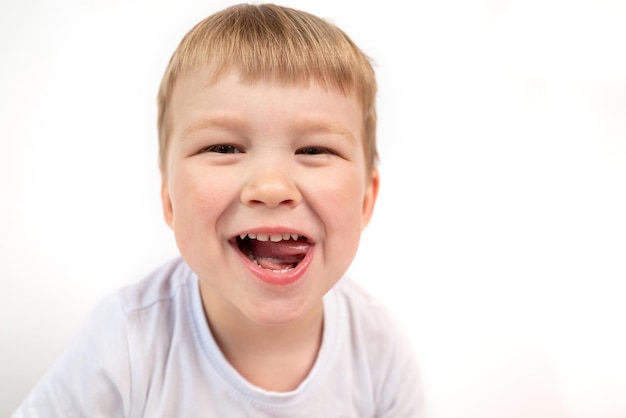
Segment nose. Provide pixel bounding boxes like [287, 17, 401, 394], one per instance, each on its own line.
[240, 166, 302, 209]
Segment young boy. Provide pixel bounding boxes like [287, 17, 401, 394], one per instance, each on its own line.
[13, 4, 422, 417]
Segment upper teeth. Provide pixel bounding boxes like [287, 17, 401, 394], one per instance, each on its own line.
[239, 233, 300, 242]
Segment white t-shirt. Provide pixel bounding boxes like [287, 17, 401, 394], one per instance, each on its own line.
[13, 257, 423, 417]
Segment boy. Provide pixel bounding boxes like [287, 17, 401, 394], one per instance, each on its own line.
[13, 3, 422, 417]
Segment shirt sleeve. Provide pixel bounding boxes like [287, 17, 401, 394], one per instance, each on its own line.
[12, 293, 131, 418]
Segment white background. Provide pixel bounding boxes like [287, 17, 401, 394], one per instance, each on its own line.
[1, 0, 626, 416]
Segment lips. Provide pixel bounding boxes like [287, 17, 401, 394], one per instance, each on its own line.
[236, 233, 311, 273]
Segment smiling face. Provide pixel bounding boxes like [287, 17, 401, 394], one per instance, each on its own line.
[161, 68, 379, 328]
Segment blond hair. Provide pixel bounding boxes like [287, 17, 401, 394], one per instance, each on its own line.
[157, 3, 378, 174]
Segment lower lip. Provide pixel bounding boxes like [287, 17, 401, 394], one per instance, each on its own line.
[234, 244, 313, 286]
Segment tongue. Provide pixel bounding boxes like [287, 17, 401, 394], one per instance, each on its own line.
[248, 239, 310, 270]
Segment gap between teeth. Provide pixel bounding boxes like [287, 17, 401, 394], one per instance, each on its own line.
[239, 233, 300, 242]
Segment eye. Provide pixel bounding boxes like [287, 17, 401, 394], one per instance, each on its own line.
[200, 144, 242, 154]
[296, 146, 335, 155]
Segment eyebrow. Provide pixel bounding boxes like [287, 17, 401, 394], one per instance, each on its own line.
[180, 115, 357, 143]
[180, 115, 247, 140]
[291, 118, 357, 143]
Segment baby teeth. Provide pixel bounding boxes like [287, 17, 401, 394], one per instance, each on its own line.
[239, 233, 301, 241]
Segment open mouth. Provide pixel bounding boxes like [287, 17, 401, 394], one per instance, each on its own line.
[235, 232, 311, 273]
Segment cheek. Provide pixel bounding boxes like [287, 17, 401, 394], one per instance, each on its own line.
[316, 173, 367, 236]
[169, 168, 238, 241]
[173, 166, 234, 212]
[317, 178, 365, 278]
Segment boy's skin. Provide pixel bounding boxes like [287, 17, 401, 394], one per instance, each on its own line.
[12, 6, 422, 416]
[160, 67, 380, 391]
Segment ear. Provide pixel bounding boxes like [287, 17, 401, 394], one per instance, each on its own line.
[361, 168, 380, 229]
[161, 178, 174, 229]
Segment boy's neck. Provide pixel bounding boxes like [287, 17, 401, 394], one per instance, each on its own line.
[199, 284, 324, 392]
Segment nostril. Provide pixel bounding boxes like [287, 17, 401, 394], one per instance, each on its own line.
[246, 197, 297, 208]
[240, 178, 302, 208]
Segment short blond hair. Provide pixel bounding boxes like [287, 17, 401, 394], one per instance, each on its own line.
[157, 3, 378, 174]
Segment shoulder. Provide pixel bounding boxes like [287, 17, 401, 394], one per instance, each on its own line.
[329, 277, 413, 377]
[12, 257, 199, 417]
[117, 256, 195, 313]
[332, 277, 401, 335]
[330, 277, 424, 417]
[329, 277, 414, 371]
[78, 256, 194, 342]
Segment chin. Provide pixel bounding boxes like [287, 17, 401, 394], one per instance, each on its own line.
[245, 298, 320, 327]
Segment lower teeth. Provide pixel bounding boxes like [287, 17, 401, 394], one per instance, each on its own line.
[251, 258, 294, 273]
[247, 255, 295, 273]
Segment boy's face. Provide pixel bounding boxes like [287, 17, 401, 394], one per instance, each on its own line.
[161, 68, 378, 327]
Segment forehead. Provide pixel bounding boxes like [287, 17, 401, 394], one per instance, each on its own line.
[167, 67, 364, 138]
